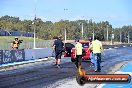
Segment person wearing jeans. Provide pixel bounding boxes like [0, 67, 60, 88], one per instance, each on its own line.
[92, 53, 101, 71]
[89, 36, 103, 72]
[90, 52, 94, 66]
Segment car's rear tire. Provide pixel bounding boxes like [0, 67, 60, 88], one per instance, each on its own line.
[71, 58, 75, 62]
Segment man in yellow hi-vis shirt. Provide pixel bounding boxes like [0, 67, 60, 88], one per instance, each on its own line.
[89, 36, 103, 72]
[75, 39, 83, 68]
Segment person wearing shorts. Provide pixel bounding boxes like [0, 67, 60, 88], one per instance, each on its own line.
[53, 36, 64, 68]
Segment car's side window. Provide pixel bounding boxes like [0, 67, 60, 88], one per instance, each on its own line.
[82, 43, 89, 48]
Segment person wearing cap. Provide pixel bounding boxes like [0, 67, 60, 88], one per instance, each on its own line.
[89, 36, 103, 72]
[75, 39, 83, 68]
[53, 36, 64, 68]
[11, 37, 20, 49]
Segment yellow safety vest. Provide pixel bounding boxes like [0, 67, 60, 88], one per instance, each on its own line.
[75, 42, 83, 55]
[90, 40, 102, 53]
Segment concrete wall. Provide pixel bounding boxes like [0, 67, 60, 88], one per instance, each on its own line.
[25, 48, 53, 60]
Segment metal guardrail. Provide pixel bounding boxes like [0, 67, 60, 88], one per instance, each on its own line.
[103, 44, 132, 49]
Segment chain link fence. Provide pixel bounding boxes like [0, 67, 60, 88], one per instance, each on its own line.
[0, 40, 54, 50]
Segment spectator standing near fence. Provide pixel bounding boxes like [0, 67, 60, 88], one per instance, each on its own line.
[11, 37, 21, 49]
[53, 36, 64, 68]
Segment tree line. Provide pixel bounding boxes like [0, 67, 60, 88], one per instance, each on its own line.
[0, 15, 132, 42]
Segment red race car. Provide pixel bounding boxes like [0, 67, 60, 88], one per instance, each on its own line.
[64, 40, 90, 62]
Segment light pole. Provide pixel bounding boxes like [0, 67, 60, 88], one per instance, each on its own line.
[128, 26, 131, 43]
[92, 23, 95, 41]
[111, 31, 114, 45]
[64, 9, 68, 43]
[81, 23, 84, 40]
[81, 16, 85, 40]
[33, 0, 37, 49]
[128, 32, 130, 43]
[32, 21, 36, 49]
[120, 30, 122, 44]
[106, 25, 109, 41]
[64, 28, 66, 43]
[33, 21, 36, 49]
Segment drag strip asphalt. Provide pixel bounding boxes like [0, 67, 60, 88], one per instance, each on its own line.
[0, 46, 132, 88]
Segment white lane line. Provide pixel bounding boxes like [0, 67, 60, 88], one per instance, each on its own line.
[0, 58, 49, 68]
[37, 58, 48, 61]
[114, 47, 118, 48]
[109, 48, 112, 49]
